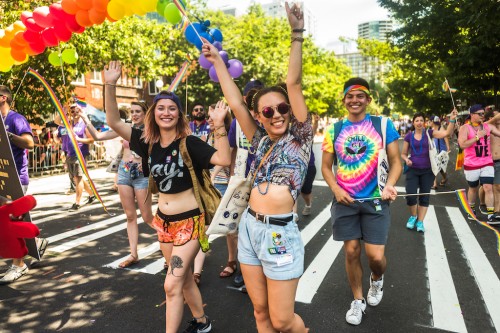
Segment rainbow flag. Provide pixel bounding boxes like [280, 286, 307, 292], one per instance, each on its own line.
[178, 17, 189, 32]
[172, 0, 187, 17]
[455, 147, 464, 170]
[27, 69, 111, 215]
[442, 80, 457, 93]
[74, 96, 87, 108]
[167, 61, 189, 93]
[455, 189, 500, 255]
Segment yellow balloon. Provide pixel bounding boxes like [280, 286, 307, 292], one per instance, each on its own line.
[142, 0, 158, 12]
[107, 0, 125, 20]
[0, 47, 15, 71]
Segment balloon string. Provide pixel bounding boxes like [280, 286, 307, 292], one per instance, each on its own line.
[12, 68, 29, 105]
[355, 189, 459, 202]
[58, 46, 66, 86]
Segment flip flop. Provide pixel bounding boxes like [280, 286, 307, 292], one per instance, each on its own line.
[119, 255, 139, 268]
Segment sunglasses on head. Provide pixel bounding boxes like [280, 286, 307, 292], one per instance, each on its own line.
[260, 102, 291, 119]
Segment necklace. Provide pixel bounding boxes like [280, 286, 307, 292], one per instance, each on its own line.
[411, 131, 423, 156]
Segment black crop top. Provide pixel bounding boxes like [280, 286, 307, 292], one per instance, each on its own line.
[129, 128, 216, 194]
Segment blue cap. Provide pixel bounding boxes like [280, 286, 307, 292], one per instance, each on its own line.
[153, 91, 183, 113]
[469, 104, 484, 114]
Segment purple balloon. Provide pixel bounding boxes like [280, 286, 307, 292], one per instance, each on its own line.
[213, 41, 223, 51]
[219, 51, 229, 64]
[198, 54, 212, 69]
[209, 66, 219, 82]
[228, 59, 244, 78]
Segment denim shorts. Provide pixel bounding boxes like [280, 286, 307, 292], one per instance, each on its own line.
[214, 183, 228, 196]
[238, 207, 304, 280]
[331, 198, 391, 245]
[117, 161, 148, 189]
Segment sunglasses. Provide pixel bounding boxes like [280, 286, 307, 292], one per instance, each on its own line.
[474, 112, 485, 116]
[260, 102, 291, 119]
[193, 107, 204, 112]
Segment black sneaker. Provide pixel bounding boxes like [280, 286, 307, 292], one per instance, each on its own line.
[479, 204, 488, 215]
[70, 203, 81, 211]
[467, 209, 476, 220]
[233, 272, 244, 287]
[487, 213, 500, 225]
[87, 196, 96, 204]
[182, 316, 211, 333]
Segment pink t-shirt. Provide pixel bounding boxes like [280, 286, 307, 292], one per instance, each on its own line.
[463, 123, 493, 170]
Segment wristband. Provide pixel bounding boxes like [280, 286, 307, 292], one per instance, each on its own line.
[291, 37, 304, 44]
[292, 28, 305, 33]
[449, 119, 456, 123]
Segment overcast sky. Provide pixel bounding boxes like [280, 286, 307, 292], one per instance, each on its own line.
[205, 0, 391, 49]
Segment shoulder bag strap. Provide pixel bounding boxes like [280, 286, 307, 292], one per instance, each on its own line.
[250, 140, 277, 184]
[179, 137, 205, 213]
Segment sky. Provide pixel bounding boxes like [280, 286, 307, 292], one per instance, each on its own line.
[205, 0, 391, 50]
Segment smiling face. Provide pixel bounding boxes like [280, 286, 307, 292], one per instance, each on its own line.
[413, 116, 425, 130]
[130, 105, 145, 126]
[256, 92, 291, 140]
[471, 110, 485, 123]
[343, 90, 371, 117]
[154, 99, 179, 131]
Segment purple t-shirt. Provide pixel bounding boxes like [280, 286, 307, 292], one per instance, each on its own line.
[63, 119, 89, 157]
[404, 129, 434, 169]
[4, 110, 33, 185]
[189, 120, 210, 140]
[228, 118, 256, 177]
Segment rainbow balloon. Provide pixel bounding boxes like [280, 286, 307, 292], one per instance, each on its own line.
[27, 68, 111, 215]
[455, 189, 500, 255]
[167, 61, 189, 93]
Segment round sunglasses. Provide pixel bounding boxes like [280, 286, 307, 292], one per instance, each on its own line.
[260, 102, 291, 119]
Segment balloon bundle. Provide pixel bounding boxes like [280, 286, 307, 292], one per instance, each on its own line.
[156, 0, 186, 24]
[188, 22, 243, 82]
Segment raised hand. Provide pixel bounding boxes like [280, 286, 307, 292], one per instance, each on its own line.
[104, 61, 122, 84]
[285, 2, 304, 30]
[201, 37, 221, 65]
[209, 100, 229, 127]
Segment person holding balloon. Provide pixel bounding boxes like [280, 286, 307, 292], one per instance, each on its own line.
[202, 2, 312, 332]
[104, 61, 231, 333]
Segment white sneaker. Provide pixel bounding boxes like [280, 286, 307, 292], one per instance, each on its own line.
[0, 264, 29, 284]
[345, 298, 366, 325]
[302, 205, 311, 216]
[367, 273, 384, 306]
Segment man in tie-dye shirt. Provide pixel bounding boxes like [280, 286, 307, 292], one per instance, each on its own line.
[321, 78, 401, 326]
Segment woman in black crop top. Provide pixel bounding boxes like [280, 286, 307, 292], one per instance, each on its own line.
[202, 3, 311, 333]
[104, 61, 231, 333]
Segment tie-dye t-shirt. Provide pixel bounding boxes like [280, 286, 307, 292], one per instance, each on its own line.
[322, 115, 399, 199]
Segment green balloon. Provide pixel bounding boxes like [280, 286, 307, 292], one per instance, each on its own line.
[157, 0, 169, 16]
[164, 3, 182, 24]
[61, 49, 78, 65]
[48, 51, 61, 67]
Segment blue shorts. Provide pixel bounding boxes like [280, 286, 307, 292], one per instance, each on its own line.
[331, 198, 391, 245]
[214, 183, 228, 196]
[238, 207, 304, 280]
[117, 161, 148, 189]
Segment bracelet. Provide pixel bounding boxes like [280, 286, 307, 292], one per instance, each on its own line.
[213, 125, 225, 131]
[449, 119, 456, 123]
[214, 131, 227, 139]
[292, 28, 305, 33]
[291, 37, 304, 44]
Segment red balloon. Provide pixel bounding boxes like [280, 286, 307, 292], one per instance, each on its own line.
[41, 28, 59, 47]
[64, 14, 84, 32]
[53, 21, 72, 42]
[49, 3, 67, 20]
[21, 11, 32, 25]
[33, 7, 54, 29]
[23, 29, 42, 44]
[25, 17, 44, 33]
[28, 41, 46, 55]
[74, 26, 85, 34]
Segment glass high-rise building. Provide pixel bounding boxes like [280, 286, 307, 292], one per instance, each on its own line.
[358, 20, 393, 42]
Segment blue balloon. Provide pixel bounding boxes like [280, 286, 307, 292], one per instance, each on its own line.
[210, 28, 223, 42]
[185, 22, 201, 44]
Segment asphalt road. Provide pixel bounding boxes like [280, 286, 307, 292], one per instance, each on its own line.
[1, 144, 499, 333]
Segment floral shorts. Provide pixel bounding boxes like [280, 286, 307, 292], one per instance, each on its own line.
[152, 208, 209, 252]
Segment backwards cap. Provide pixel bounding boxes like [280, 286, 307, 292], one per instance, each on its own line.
[153, 91, 183, 113]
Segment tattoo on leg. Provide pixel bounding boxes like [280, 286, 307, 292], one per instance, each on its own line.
[170, 255, 184, 276]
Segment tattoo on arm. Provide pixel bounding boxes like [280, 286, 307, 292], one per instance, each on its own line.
[169, 255, 184, 276]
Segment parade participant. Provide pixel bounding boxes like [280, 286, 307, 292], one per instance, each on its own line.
[202, 3, 312, 332]
[430, 116, 450, 189]
[485, 107, 500, 223]
[189, 102, 210, 141]
[0, 85, 47, 284]
[321, 77, 401, 325]
[458, 104, 500, 221]
[79, 101, 154, 268]
[56, 104, 96, 210]
[402, 111, 457, 232]
[104, 61, 230, 333]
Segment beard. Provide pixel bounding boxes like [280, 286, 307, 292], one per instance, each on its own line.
[193, 113, 205, 121]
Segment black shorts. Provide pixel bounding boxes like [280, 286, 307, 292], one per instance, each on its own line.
[301, 164, 317, 195]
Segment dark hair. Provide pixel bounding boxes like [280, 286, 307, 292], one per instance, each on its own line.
[0, 85, 12, 104]
[245, 88, 260, 111]
[191, 101, 204, 112]
[343, 77, 370, 92]
[410, 112, 426, 131]
[131, 100, 148, 113]
[252, 83, 289, 114]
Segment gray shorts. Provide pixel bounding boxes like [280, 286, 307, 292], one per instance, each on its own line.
[495, 160, 500, 185]
[238, 208, 304, 280]
[331, 198, 391, 245]
[66, 155, 86, 178]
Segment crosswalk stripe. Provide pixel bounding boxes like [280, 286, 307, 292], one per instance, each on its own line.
[425, 206, 467, 332]
[296, 238, 342, 303]
[447, 207, 500, 330]
[104, 243, 161, 271]
[300, 205, 331, 245]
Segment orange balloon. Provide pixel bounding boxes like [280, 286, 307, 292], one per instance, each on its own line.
[61, 0, 80, 15]
[75, 10, 93, 27]
[13, 21, 26, 33]
[93, 0, 109, 12]
[76, 0, 93, 11]
[10, 48, 27, 62]
[25, 45, 40, 56]
[88, 8, 106, 25]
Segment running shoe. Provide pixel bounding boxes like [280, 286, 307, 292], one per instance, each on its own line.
[302, 205, 311, 216]
[0, 264, 28, 284]
[467, 209, 477, 220]
[487, 213, 500, 225]
[182, 315, 212, 333]
[479, 204, 488, 215]
[406, 216, 417, 229]
[346, 299, 366, 325]
[416, 221, 425, 233]
[367, 274, 384, 306]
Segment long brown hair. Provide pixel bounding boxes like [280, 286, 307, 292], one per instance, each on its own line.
[142, 94, 190, 144]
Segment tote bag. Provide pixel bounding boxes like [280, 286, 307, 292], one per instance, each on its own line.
[376, 117, 389, 193]
[426, 130, 440, 176]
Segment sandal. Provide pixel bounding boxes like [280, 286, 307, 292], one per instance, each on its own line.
[193, 273, 201, 285]
[440, 178, 448, 186]
[118, 254, 139, 268]
[219, 261, 237, 278]
[164, 261, 169, 272]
